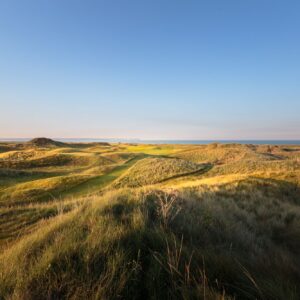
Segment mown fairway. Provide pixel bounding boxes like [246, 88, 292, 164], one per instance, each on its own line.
[0, 139, 299, 299]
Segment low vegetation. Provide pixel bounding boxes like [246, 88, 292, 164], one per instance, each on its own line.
[0, 138, 299, 299]
[113, 157, 205, 188]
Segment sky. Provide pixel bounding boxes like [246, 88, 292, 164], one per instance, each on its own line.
[0, 0, 300, 140]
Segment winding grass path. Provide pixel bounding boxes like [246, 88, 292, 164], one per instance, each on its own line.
[60, 154, 147, 198]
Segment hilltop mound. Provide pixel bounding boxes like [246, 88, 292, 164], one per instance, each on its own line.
[28, 138, 65, 147]
[113, 157, 204, 187]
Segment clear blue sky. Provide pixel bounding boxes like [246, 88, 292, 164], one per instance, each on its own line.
[1, 0, 299, 140]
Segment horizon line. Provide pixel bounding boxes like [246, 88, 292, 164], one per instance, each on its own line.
[1, 137, 300, 141]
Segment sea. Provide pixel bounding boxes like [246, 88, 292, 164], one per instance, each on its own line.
[1, 138, 300, 145]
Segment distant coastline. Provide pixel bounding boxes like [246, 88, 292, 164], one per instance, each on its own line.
[1, 138, 300, 145]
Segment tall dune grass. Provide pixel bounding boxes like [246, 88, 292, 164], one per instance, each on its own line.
[1, 183, 299, 299]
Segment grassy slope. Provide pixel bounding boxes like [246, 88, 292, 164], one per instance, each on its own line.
[113, 157, 206, 188]
[1, 187, 299, 299]
[0, 141, 299, 299]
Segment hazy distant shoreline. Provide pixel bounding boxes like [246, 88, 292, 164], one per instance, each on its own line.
[1, 138, 300, 145]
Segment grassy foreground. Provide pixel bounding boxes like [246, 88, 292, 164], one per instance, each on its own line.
[0, 139, 299, 299]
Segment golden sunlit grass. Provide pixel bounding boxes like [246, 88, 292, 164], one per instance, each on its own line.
[0, 175, 93, 206]
[0, 138, 299, 299]
[172, 143, 293, 164]
[112, 157, 206, 188]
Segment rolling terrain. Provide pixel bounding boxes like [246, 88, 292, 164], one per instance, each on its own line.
[0, 138, 299, 299]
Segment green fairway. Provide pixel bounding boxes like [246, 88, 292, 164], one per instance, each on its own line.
[59, 154, 147, 198]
